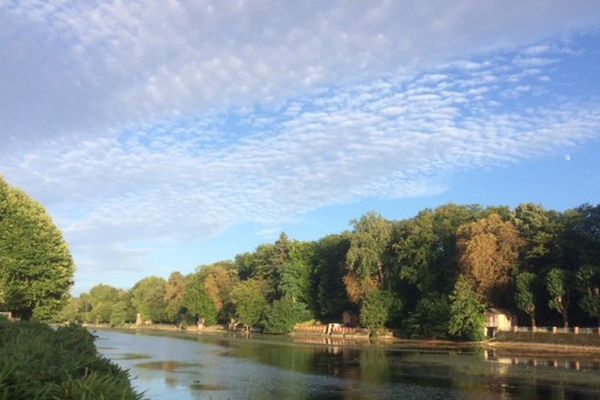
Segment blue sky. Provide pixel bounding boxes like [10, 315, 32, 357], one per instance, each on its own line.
[1, 1, 599, 294]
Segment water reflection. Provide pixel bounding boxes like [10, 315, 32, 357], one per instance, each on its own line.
[96, 329, 600, 400]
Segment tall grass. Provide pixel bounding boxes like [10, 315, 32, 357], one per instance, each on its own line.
[0, 321, 142, 399]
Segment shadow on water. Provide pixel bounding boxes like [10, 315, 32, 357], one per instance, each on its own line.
[97, 329, 600, 400]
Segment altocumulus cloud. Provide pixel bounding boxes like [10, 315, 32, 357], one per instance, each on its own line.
[1, 1, 599, 291]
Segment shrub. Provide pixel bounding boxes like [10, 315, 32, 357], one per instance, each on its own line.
[264, 297, 312, 333]
[0, 321, 141, 399]
[405, 297, 451, 339]
[448, 276, 486, 341]
[359, 290, 400, 333]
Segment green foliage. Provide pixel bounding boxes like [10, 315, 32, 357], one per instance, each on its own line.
[346, 212, 392, 284]
[182, 273, 218, 326]
[313, 234, 351, 321]
[405, 297, 451, 339]
[359, 290, 399, 333]
[264, 297, 312, 333]
[514, 272, 536, 326]
[0, 176, 75, 320]
[231, 280, 268, 328]
[545, 268, 571, 327]
[131, 277, 167, 323]
[448, 276, 486, 341]
[576, 265, 600, 322]
[0, 321, 141, 399]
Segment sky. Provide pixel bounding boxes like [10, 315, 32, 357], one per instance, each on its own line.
[1, 1, 600, 295]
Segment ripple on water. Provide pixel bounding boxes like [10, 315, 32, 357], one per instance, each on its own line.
[189, 383, 227, 391]
[114, 353, 151, 360]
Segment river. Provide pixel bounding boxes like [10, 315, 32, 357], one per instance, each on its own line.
[95, 329, 600, 399]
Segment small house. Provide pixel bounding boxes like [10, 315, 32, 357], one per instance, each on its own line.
[484, 308, 517, 338]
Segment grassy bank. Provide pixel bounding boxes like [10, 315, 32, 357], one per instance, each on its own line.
[0, 321, 142, 400]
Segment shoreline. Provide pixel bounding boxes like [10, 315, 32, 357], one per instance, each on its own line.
[81, 322, 600, 355]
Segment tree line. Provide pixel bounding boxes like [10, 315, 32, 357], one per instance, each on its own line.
[63, 203, 600, 340]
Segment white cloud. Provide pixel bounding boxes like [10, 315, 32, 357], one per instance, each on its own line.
[1, 1, 600, 292]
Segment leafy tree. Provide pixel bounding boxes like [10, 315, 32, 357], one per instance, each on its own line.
[405, 297, 451, 339]
[514, 272, 537, 327]
[231, 279, 268, 329]
[313, 234, 352, 320]
[545, 268, 571, 327]
[513, 204, 557, 269]
[264, 297, 311, 333]
[164, 272, 186, 323]
[457, 213, 525, 304]
[199, 262, 238, 321]
[448, 276, 486, 341]
[131, 277, 167, 323]
[576, 265, 600, 324]
[359, 290, 398, 333]
[182, 273, 217, 326]
[0, 175, 75, 320]
[345, 212, 392, 302]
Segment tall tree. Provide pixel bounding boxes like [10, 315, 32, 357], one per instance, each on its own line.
[344, 212, 392, 302]
[182, 273, 218, 327]
[131, 277, 167, 323]
[514, 272, 537, 327]
[164, 272, 186, 323]
[0, 175, 75, 320]
[545, 268, 571, 327]
[457, 213, 525, 304]
[448, 276, 486, 341]
[576, 265, 600, 324]
[230, 279, 268, 330]
[200, 262, 238, 321]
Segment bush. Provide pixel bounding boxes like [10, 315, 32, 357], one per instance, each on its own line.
[264, 297, 312, 333]
[359, 290, 399, 333]
[0, 321, 141, 399]
[448, 276, 486, 341]
[405, 297, 451, 339]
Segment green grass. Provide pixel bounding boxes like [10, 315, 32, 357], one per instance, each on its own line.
[0, 321, 143, 399]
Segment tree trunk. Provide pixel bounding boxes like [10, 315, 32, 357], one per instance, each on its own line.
[562, 308, 569, 328]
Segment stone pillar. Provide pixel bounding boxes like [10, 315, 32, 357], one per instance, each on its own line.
[135, 313, 142, 326]
[574, 326, 579, 335]
[552, 326, 557, 334]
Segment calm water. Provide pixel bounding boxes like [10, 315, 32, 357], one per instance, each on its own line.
[96, 329, 600, 400]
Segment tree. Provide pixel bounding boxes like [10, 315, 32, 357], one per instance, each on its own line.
[513, 204, 557, 270]
[345, 212, 392, 302]
[514, 272, 537, 327]
[131, 277, 167, 323]
[448, 276, 486, 341]
[0, 175, 75, 320]
[545, 268, 571, 327]
[405, 297, 451, 339]
[576, 265, 600, 324]
[182, 273, 217, 327]
[263, 297, 311, 333]
[164, 272, 186, 323]
[457, 213, 525, 304]
[199, 263, 238, 321]
[231, 279, 268, 330]
[359, 290, 399, 333]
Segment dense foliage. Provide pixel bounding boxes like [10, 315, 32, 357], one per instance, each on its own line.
[0, 321, 141, 399]
[65, 203, 600, 340]
[0, 176, 75, 320]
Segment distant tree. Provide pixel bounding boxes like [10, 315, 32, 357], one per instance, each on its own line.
[279, 242, 316, 308]
[514, 272, 537, 327]
[545, 268, 571, 327]
[182, 273, 217, 327]
[131, 277, 167, 323]
[164, 272, 186, 323]
[405, 297, 451, 339]
[313, 234, 352, 320]
[109, 301, 130, 326]
[231, 279, 268, 330]
[457, 213, 525, 304]
[345, 212, 393, 302]
[200, 263, 238, 321]
[448, 276, 486, 341]
[576, 265, 600, 324]
[0, 175, 75, 320]
[359, 290, 399, 333]
[513, 204, 557, 270]
[263, 297, 311, 334]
